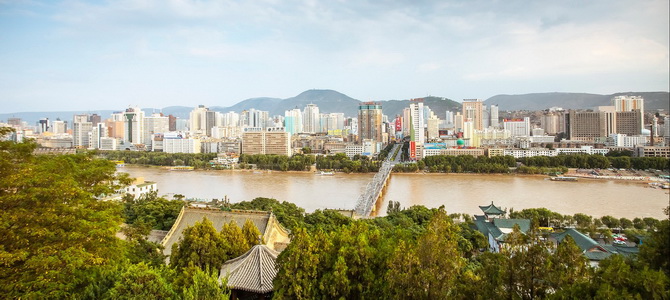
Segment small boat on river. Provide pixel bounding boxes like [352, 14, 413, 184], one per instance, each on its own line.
[550, 176, 578, 182]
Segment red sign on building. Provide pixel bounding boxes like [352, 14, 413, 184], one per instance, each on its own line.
[395, 117, 402, 131]
[409, 141, 416, 160]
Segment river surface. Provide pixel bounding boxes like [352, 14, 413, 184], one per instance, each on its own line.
[121, 166, 669, 219]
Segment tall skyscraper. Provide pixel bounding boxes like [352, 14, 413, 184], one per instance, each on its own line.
[489, 104, 499, 128]
[90, 123, 107, 149]
[358, 102, 383, 143]
[189, 105, 209, 135]
[302, 103, 320, 133]
[284, 109, 303, 135]
[89, 114, 102, 126]
[168, 115, 177, 132]
[37, 118, 49, 133]
[144, 113, 169, 149]
[73, 114, 92, 148]
[123, 107, 145, 145]
[462, 99, 484, 130]
[243, 109, 269, 129]
[612, 95, 644, 131]
[445, 110, 454, 126]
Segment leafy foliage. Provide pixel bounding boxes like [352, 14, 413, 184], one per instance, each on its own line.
[107, 263, 176, 300]
[230, 197, 305, 231]
[239, 153, 315, 171]
[315, 153, 381, 173]
[98, 150, 217, 169]
[170, 218, 228, 273]
[122, 191, 184, 230]
[0, 139, 131, 298]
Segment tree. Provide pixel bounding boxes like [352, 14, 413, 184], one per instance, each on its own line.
[601, 215, 620, 229]
[182, 266, 230, 300]
[241, 219, 262, 247]
[122, 191, 184, 230]
[230, 197, 305, 230]
[169, 218, 227, 273]
[274, 228, 327, 299]
[220, 220, 250, 259]
[639, 207, 670, 276]
[0, 139, 131, 298]
[107, 263, 176, 300]
[387, 208, 465, 299]
[549, 235, 591, 290]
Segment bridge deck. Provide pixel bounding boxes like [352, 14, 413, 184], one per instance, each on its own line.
[354, 144, 400, 217]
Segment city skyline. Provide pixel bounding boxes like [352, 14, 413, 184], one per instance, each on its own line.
[1, 0, 668, 113]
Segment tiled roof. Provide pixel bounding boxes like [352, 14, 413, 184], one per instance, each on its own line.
[161, 207, 273, 257]
[493, 219, 531, 233]
[219, 244, 279, 294]
[552, 228, 602, 252]
[479, 202, 506, 215]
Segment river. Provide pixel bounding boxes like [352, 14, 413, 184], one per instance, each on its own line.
[121, 166, 669, 220]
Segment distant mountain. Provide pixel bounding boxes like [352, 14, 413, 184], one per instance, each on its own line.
[485, 92, 669, 111]
[212, 97, 283, 114]
[4, 90, 666, 125]
[378, 96, 461, 118]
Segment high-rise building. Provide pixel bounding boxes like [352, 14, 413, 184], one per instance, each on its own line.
[189, 105, 209, 135]
[445, 110, 454, 127]
[462, 99, 484, 130]
[489, 104, 499, 128]
[89, 114, 102, 126]
[454, 112, 464, 133]
[241, 127, 291, 156]
[222, 111, 240, 128]
[243, 109, 268, 129]
[503, 117, 531, 137]
[51, 119, 67, 134]
[541, 113, 561, 135]
[123, 107, 145, 145]
[37, 118, 49, 133]
[358, 102, 383, 143]
[565, 110, 613, 141]
[409, 100, 425, 144]
[144, 113, 169, 150]
[615, 111, 642, 136]
[73, 114, 93, 148]
[427, 117, 440, 140]
[302, 104, 320, 133]
[91, 123, 108, 149]
[612, 95, 644, 130]
[168, 115, 177, 132]
[284, 109, 303, 135]
[408, 99, 425, 160]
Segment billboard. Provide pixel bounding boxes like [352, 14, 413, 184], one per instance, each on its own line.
[410, 141, 416, 160]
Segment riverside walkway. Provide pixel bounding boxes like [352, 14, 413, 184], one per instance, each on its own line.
[354, 144, 401, 217]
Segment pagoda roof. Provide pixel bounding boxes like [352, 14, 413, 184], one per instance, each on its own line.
[552, 228, 612, 261]
[219, 244, 279, 294]
[479, 202, 506, 215]
[161, 206, 289, 258]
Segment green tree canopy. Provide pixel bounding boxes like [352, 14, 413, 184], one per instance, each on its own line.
[169, 218, 227, 274]
[0, 139, 131, 298]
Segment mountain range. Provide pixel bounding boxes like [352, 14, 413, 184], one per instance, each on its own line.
[1, 90, 667, 125]
[485, 92, 669, 111]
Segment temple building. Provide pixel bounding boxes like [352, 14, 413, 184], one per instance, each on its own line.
[219, 244, 279, 300]
[161, 206, 291, 260]
[474, 202, 530, 253]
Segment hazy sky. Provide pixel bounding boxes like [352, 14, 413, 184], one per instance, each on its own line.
[1, 0, 668, 113]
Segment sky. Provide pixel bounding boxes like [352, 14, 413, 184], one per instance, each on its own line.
[0, 0, 668, 113]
